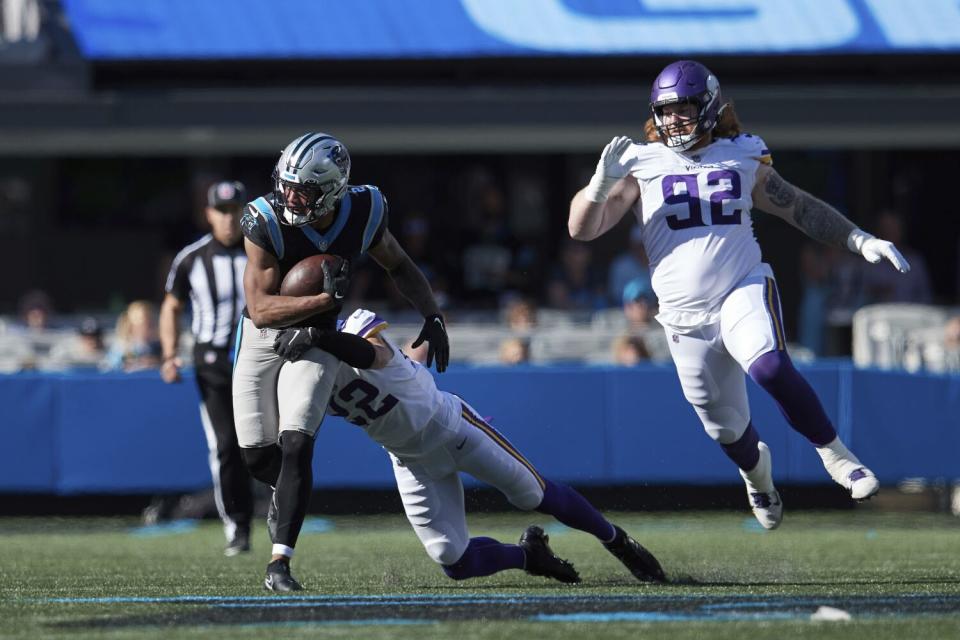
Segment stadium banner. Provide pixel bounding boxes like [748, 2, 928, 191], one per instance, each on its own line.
[62, 0, 960, 60]
[1, 364, 957, 493]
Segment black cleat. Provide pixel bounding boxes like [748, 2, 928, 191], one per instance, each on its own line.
[266, 489, 279, 544]
[264, 558, 303, 592]
[604, 525, 666, 583]
[224, 530, 250, 557]
[519, 525, 581, 584]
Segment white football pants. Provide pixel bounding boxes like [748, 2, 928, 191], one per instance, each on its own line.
[664, 263, 787, 444]
[390, 400, 545, 566]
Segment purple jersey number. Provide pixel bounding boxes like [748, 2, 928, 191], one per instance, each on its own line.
[663, 169, 742, 230]
[328, 379, 398, 427]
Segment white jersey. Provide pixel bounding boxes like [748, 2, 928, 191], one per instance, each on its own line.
[328, 309, 460, 457]
[621, 134, 772, 330]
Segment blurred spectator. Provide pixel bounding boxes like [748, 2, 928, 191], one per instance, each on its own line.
[622, 278, 657, 332]
[462, 181, 513, 303]
[8, 289, 61, 369]
[15, 289, 54, 332]
[797, 243, 831, 356]
[3, 0, 40, 43]
[47, 316, 107, 370]
[502, 295, 538, 333]
[388, 214, 451, 310]
[105, 300, 162, 372]
[944, 316, 960, 373]
[607, 226, 651, 305]
[621, 278, 670, 362]
[860, 210, 932, 304]
[611, 334, 650, 366]
[498, 337, 531, 365]
[546, 240, 606, 310]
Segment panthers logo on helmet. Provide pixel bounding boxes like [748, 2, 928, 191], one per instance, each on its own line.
[329, 144, 350, 174]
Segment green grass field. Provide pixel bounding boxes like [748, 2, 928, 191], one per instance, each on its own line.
[3, 510, 959, 639]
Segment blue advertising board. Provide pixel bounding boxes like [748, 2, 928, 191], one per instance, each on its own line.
[62, 0, 960, 60]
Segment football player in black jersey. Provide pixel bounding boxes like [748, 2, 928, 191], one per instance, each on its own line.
[233, 132, 449, 592]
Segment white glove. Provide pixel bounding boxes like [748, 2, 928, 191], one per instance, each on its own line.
[584, 136, 633, 203]
[847, 229, 911, 273]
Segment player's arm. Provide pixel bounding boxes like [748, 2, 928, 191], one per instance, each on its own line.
[752, 164, 910, 273]
[568, 136, 641, 241]
[159, 292, 184, 383]
[243, 239, 339, 328]
[569, 177, 641, 241]
[368, 229, 441, 318]
[368, 229, 450, 372]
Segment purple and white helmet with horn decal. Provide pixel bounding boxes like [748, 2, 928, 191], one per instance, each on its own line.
[650, 60, 722, 151]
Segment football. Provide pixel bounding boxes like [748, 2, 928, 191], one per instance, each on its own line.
[279, 254, 342, 297]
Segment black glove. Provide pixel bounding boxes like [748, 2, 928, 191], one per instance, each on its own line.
[273, 327, 321, 362]
[321, 258, 351, 302]
[411, 314, 449, 373]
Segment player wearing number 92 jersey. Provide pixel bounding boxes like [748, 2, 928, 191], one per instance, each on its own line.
[570, 60, 912, 532]
[320, 308, 666, 584]
[622, 134, 766, 329]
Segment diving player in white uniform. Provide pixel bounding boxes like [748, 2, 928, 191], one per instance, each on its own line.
[273, 308, 666, 584]
[568, 60, 911, 530]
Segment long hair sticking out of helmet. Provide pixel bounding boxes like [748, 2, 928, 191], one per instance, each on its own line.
[649, 60, 728, 151]
[644, 100, 742, 143]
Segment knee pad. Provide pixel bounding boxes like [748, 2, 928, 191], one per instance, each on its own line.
[505, 485, 544, 512]
[427, 539, 468, 567]
[241, 445, 281, 485]
[280, 430, 314, 465]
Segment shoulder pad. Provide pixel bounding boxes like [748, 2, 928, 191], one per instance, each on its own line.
[341, 308, 389, 337]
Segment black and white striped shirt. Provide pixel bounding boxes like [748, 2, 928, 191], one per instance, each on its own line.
[165, 235, 246, 349]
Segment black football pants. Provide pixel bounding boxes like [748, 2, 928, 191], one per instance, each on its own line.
[194, 345, 254, 538]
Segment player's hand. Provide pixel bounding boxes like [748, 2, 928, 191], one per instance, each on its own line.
[585, 136, 633, 202]
[411, 314, 449, 373]
[160, 357, 181, 383]
[273, 327, 321, 362]
[596, 136, 633, 180]
[321, 258, 351, 302]
[848, 230, 911, 273]
[861, 237, 910, 273]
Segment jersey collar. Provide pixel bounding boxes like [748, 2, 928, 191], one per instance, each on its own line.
[300, 191, 352, 252]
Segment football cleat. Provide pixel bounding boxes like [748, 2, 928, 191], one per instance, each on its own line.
[739, 441, 783, 530]
[264, 558, 303, 592]
[519, 525, 581, 584]
[816, 438, 880, 501]
[266, 489, 279, 544]
[603, 525, 666, 582]
[224, 529, 251, 557]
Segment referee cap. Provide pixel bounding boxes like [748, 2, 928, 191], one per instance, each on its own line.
[207, 181, 247, 209]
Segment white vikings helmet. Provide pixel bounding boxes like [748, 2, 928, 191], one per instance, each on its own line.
[272, 132, 351, 226]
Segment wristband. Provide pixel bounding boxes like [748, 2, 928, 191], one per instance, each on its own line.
[584, 174, 618, 203]
[846, 228, 874, 254]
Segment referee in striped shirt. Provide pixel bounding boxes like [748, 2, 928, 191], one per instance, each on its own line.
[160, 180, 254, 556]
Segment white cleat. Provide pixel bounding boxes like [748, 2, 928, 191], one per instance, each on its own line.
[739, 441, 783, 530]
[816, 437, 880, 501]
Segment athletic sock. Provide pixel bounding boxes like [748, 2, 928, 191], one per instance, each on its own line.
[748, 350, 837, 446]
[720, 422, 761, 472]
[442, 537, 525, 579]
[536, 479, 616, 542]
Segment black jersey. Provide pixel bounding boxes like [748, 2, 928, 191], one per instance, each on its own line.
[240, 184, 388, 328]
[241, 184, 389, 279]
